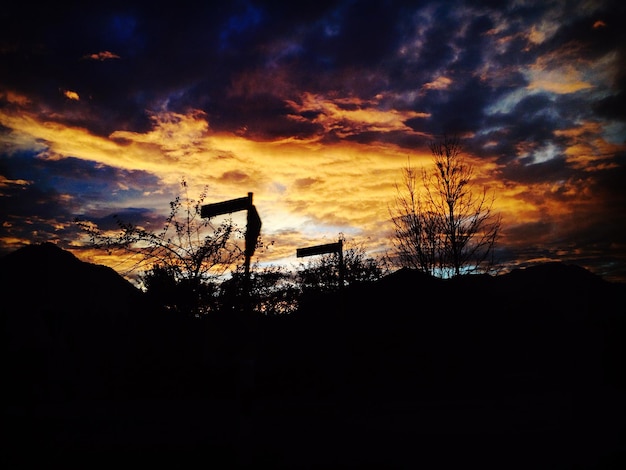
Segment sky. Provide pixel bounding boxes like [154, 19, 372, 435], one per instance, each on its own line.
[1, 0, 625, 283]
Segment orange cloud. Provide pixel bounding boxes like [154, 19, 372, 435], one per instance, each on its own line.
[526, 58, 593, 94]
[83, 51, 121, 61]
[0, 175, 31, 188]
[0, 103, 430, 265]
[1, 90, 31, 106]
[220, 170, 249, 183]
[527, 22, 558, 45]
[286, 93, 429, 137]
[422, 76, 452, 91]
[555, 122, 626, 171]
[522, 39, 616, 95]
[63, 89, 80, 100]
[294, 177, 319, 189]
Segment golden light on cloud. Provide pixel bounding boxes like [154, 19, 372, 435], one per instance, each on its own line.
[0, 175, 31, 188]
[555, 122, 626, 171]
[2, 90, 31, 106]
[496, 182, 571, 229]
[83, 51, 121, 61]
[2, 73, 622, 279]
[526, 65, 593, 94]
[527, 24, 552, 45]
[63, 90, 80, 100]
[0, 103, 437, 264]
[563, 148, 620, 171]
[524, 42, 605, 95]
[0, 103, 544, 244]
[286, 93, 429, 137]
[422, 76, 452, 91]
[111, 109, 212, 161]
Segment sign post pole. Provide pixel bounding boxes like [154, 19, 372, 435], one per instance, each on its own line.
[201, 192, 262, 433]
[296, 238, 347, 393]
[201, 192, 262, 310]
[296, 238, 344, 289]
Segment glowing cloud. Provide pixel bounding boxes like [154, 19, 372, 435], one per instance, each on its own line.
[422, 76, 452, 91]
[82, 51, 121, 61]
[527, 69, 593, 94]
[63, 90, 80, 101]
[1, 91, 31, 106]
[0, 103, 435, 264]
[556, 123, 624, 171]
[286, 93, 429, 137]
[0, 175, 31, 188]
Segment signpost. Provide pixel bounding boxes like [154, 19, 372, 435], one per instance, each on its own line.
[202, 194, 261, 428]
[200, 195, 251, 219]
[296, 241, 342, 258]
[296, 239, 344, 287]
[200, 192, 262, 295]
[297, 238, 347, 387]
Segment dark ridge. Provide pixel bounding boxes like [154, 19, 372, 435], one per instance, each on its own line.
[375, 265, 442, 289]
[0, 241, 143, 316]
[2, 243, 147, 406]
[500, 261, 611, 287]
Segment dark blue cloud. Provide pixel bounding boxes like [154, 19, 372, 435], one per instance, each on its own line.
[219, 2, 265, 50]
[83, 208, 159, 233]
[0, 150, 161, 229]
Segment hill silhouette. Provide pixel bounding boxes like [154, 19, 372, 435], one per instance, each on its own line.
[2, 243, 152, 406]
[1, 241, 143, 316]
[3, 243, 625, 468]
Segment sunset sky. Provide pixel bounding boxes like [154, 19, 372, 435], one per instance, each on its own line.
[1, 0, 625, 283]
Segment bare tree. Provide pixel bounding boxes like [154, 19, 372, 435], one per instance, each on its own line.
[390, 160, 443, 276]
[390, 136, 501, 277]
[75, 179, 245, 314]
[221, 263, 300, 315]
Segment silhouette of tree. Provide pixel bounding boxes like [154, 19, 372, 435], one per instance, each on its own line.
[297, 234, 389, 293]
[390, 160, 441, 276]
[75, 179, 244, 315]
[220, 263, 300, 315]
[390, 135, 501, 277]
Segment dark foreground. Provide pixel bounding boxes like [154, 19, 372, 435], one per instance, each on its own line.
[3, 260, 625, 468]
[4, 382, 625, 468]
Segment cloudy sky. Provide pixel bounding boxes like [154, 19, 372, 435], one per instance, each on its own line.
[1, 0, 625, 282]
